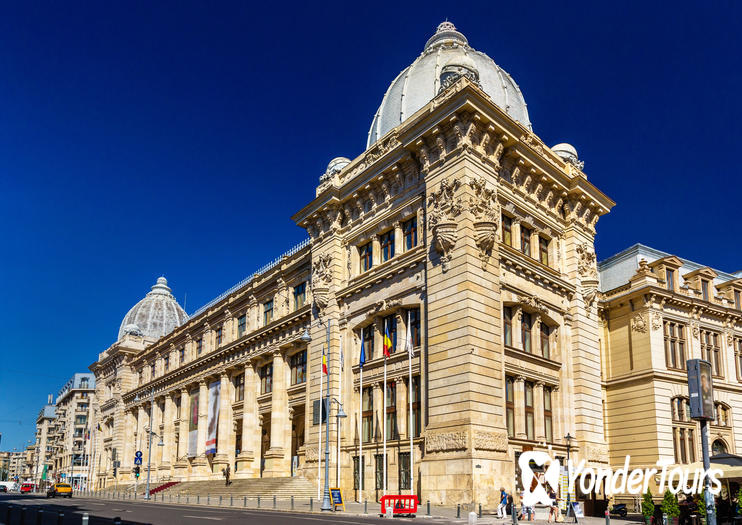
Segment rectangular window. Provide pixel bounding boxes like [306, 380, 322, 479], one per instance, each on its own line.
[386, 382, 397, 440]
[688, 429, 695, 463]
[238, 314, 247, 337]
[375, 454, 385, 490]
[263, 300, 273, 326]
[360, 242, 373, 272]
[544, 387, 553, 443]
[234, 373, 245, 402]
[524, 381, 534, 440]
[664, 321, 686, 370]
[521, 227, 532, 256]
[362, 387, 373, 443]
[403, 218, 417, 251]
[293, 282, 307, 310]
[522, 313, 532, 353]
[701, 280, 709, 301]
[196, 338, 203, 355]
[408, 308, 421, 347]
[666, 269, 675, 291]
[383, 315, 397, 354]
[363, 327, 375, 361]
[735, 290, 741, 310]
[502, 215, 512, 246]
[503, 307, 513, 347]
[700, 329, 722, 377]
[539, 236, 549, 266]
[138, 369, 143, 385]
[736, 339, 742, 382]
[540, 323, 550, 359]
[398, 452, 411, 491]
[259, 364, 273, 394]
[505, 376, 515, 438]
[175, 396, 181, 419]
[290, 350, 307, 385]
[216, 327, 223, 346]
[380, 230, 394, 262]
[353, 456, 364, 491]
[150, 363, 155, 379]
[679, 428, 687, 463]
[164, 356, 169, 372]
[179, 347, 185, 364]
[411, 375, 421, 438]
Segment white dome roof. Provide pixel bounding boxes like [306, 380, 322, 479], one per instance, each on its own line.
[367, 22, 531, 148]
[118, 277, 188, 342]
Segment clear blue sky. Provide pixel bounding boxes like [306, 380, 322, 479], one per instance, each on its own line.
[1, 1, 740, 451]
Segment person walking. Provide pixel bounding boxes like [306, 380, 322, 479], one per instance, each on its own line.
[223, 465, 231, 486]
[498, 488, 508, 519]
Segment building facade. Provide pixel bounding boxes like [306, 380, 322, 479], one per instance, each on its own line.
[33, 402, 56, 486]
[48, 373, 96, 489]
[85, 21, 626, 507]
[599, 245, 742, 477]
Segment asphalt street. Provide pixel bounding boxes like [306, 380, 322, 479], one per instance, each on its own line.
[0, 494, 459, 525]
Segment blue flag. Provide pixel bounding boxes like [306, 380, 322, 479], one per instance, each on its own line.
[359, 327, 366, 369]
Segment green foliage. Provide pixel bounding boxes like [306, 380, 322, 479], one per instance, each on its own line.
[695, 490, 706, 518]
[661, 489, 680, 518]
[737, 486, 742, 515]
[642, 490, 656, 518]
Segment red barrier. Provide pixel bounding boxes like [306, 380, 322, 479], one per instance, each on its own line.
[380, 495, 418, 516]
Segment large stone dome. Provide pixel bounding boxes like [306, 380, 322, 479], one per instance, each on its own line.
[118, 277, 188, 342]
[367, 22, 531, 148]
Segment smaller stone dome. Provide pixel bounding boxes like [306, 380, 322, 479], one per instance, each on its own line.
[551, 143, 584, 171]
[326, 157, 351, 175]
[118, 276, 189, 342]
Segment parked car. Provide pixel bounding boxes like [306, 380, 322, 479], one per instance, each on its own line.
[0, 485, 7, 492]
[46, 483, 72, 498]
[20, 483, 35, 493]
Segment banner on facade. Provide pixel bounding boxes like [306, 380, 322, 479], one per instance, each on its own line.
[206, 380, 220, 455]
[188, 389, 199, 457]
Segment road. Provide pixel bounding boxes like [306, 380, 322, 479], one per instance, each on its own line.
[0, 494, 459, 525]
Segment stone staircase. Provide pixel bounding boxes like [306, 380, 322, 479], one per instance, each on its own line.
[158, 476, 316, 499]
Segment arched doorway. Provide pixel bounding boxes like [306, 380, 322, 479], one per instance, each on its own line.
[712, 439, 728, 455]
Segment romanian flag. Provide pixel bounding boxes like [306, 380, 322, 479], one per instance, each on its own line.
[383, 320, 392, 358]
[359, 327, 366, 369]
[322, 346, 328, 375]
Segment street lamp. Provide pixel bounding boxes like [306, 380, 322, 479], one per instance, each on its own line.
[564, 433, 574, 522]
[135, 388, 164, 500]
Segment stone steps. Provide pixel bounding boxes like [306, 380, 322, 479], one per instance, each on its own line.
[159, 477, 316, 499]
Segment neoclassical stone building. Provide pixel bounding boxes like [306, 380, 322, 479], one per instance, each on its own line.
[85, 21, 742, 508]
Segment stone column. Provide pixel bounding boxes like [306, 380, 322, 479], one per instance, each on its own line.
[122, 409, 136, 476]
[374, 317, 383, 361]
[533, 316, 542, 357]
[513, 307, 523, 350]
[160, 393, 175, 473]
[223, 311, 233, 344]
[372, 235, 381, 266]
[514, 376, 526, 439]
[264, 350, 290, 477]
[396, 378, 408, 440]
[512, 221, 522, 252]
[174, 387, 190, 478]
[534, 382, 545, 442]
[192, 379, 209, 476]
[236, 361, 259, 477]
[393, 221, 403, 255]
[373, 382, 383, 442]
[212, 372, 233, 473]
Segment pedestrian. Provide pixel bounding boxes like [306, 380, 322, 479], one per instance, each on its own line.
[547, 487, 558, 523]
[498, 487, 508, 519]
[223, 465, 231, 486]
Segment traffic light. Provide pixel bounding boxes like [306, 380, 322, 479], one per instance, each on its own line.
[134, 466, 140, 478]
[113, 468, 117, 477]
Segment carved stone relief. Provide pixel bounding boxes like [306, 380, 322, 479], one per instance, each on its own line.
[576, 243, 598, 279]
[425, 430, 468, 453]
[472, 430, 508, 452]
[468, 177, 500, 269]
[631, 313, 647, 333]
[428, 179, 463, 272]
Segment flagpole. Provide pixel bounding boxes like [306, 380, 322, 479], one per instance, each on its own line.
[407, 310, 414, 496]
[337, 335, 342, 486]
[359, 327, 364, 499]
[383, 319, 387, 498]
[318, 344, 323, 501]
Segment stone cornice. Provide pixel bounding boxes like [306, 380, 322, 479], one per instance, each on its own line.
[338, 245, 425, 302]
[500, 243, 575, 299]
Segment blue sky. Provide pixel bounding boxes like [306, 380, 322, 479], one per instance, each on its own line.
[1, 1, 740, 451]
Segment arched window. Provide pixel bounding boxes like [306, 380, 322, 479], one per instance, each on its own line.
[712, 439, 728, 455]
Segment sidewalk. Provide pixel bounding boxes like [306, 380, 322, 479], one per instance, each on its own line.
[80, 491, 645, 524]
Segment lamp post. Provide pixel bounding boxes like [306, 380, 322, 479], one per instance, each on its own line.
[564, 433, 574, 522]
[137, 388, 165, 500]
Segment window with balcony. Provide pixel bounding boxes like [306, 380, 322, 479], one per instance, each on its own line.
[290, 350, 307, 385]
[380, 230, 394, 262]
[360, 242, 373, 272]
[263, 300, 274, 326]
[259, 364, 273, 394]
[293, 282, 307, 310]
[403, 218, 417, 251]
[664, 321, 687, 370]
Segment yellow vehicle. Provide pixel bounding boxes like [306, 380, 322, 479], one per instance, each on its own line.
[46, 483, 72, 498]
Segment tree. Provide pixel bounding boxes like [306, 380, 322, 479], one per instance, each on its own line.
[643, 490, 656, 519]
[661, 489, 680, 518]
[696, 490, 706, 518]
